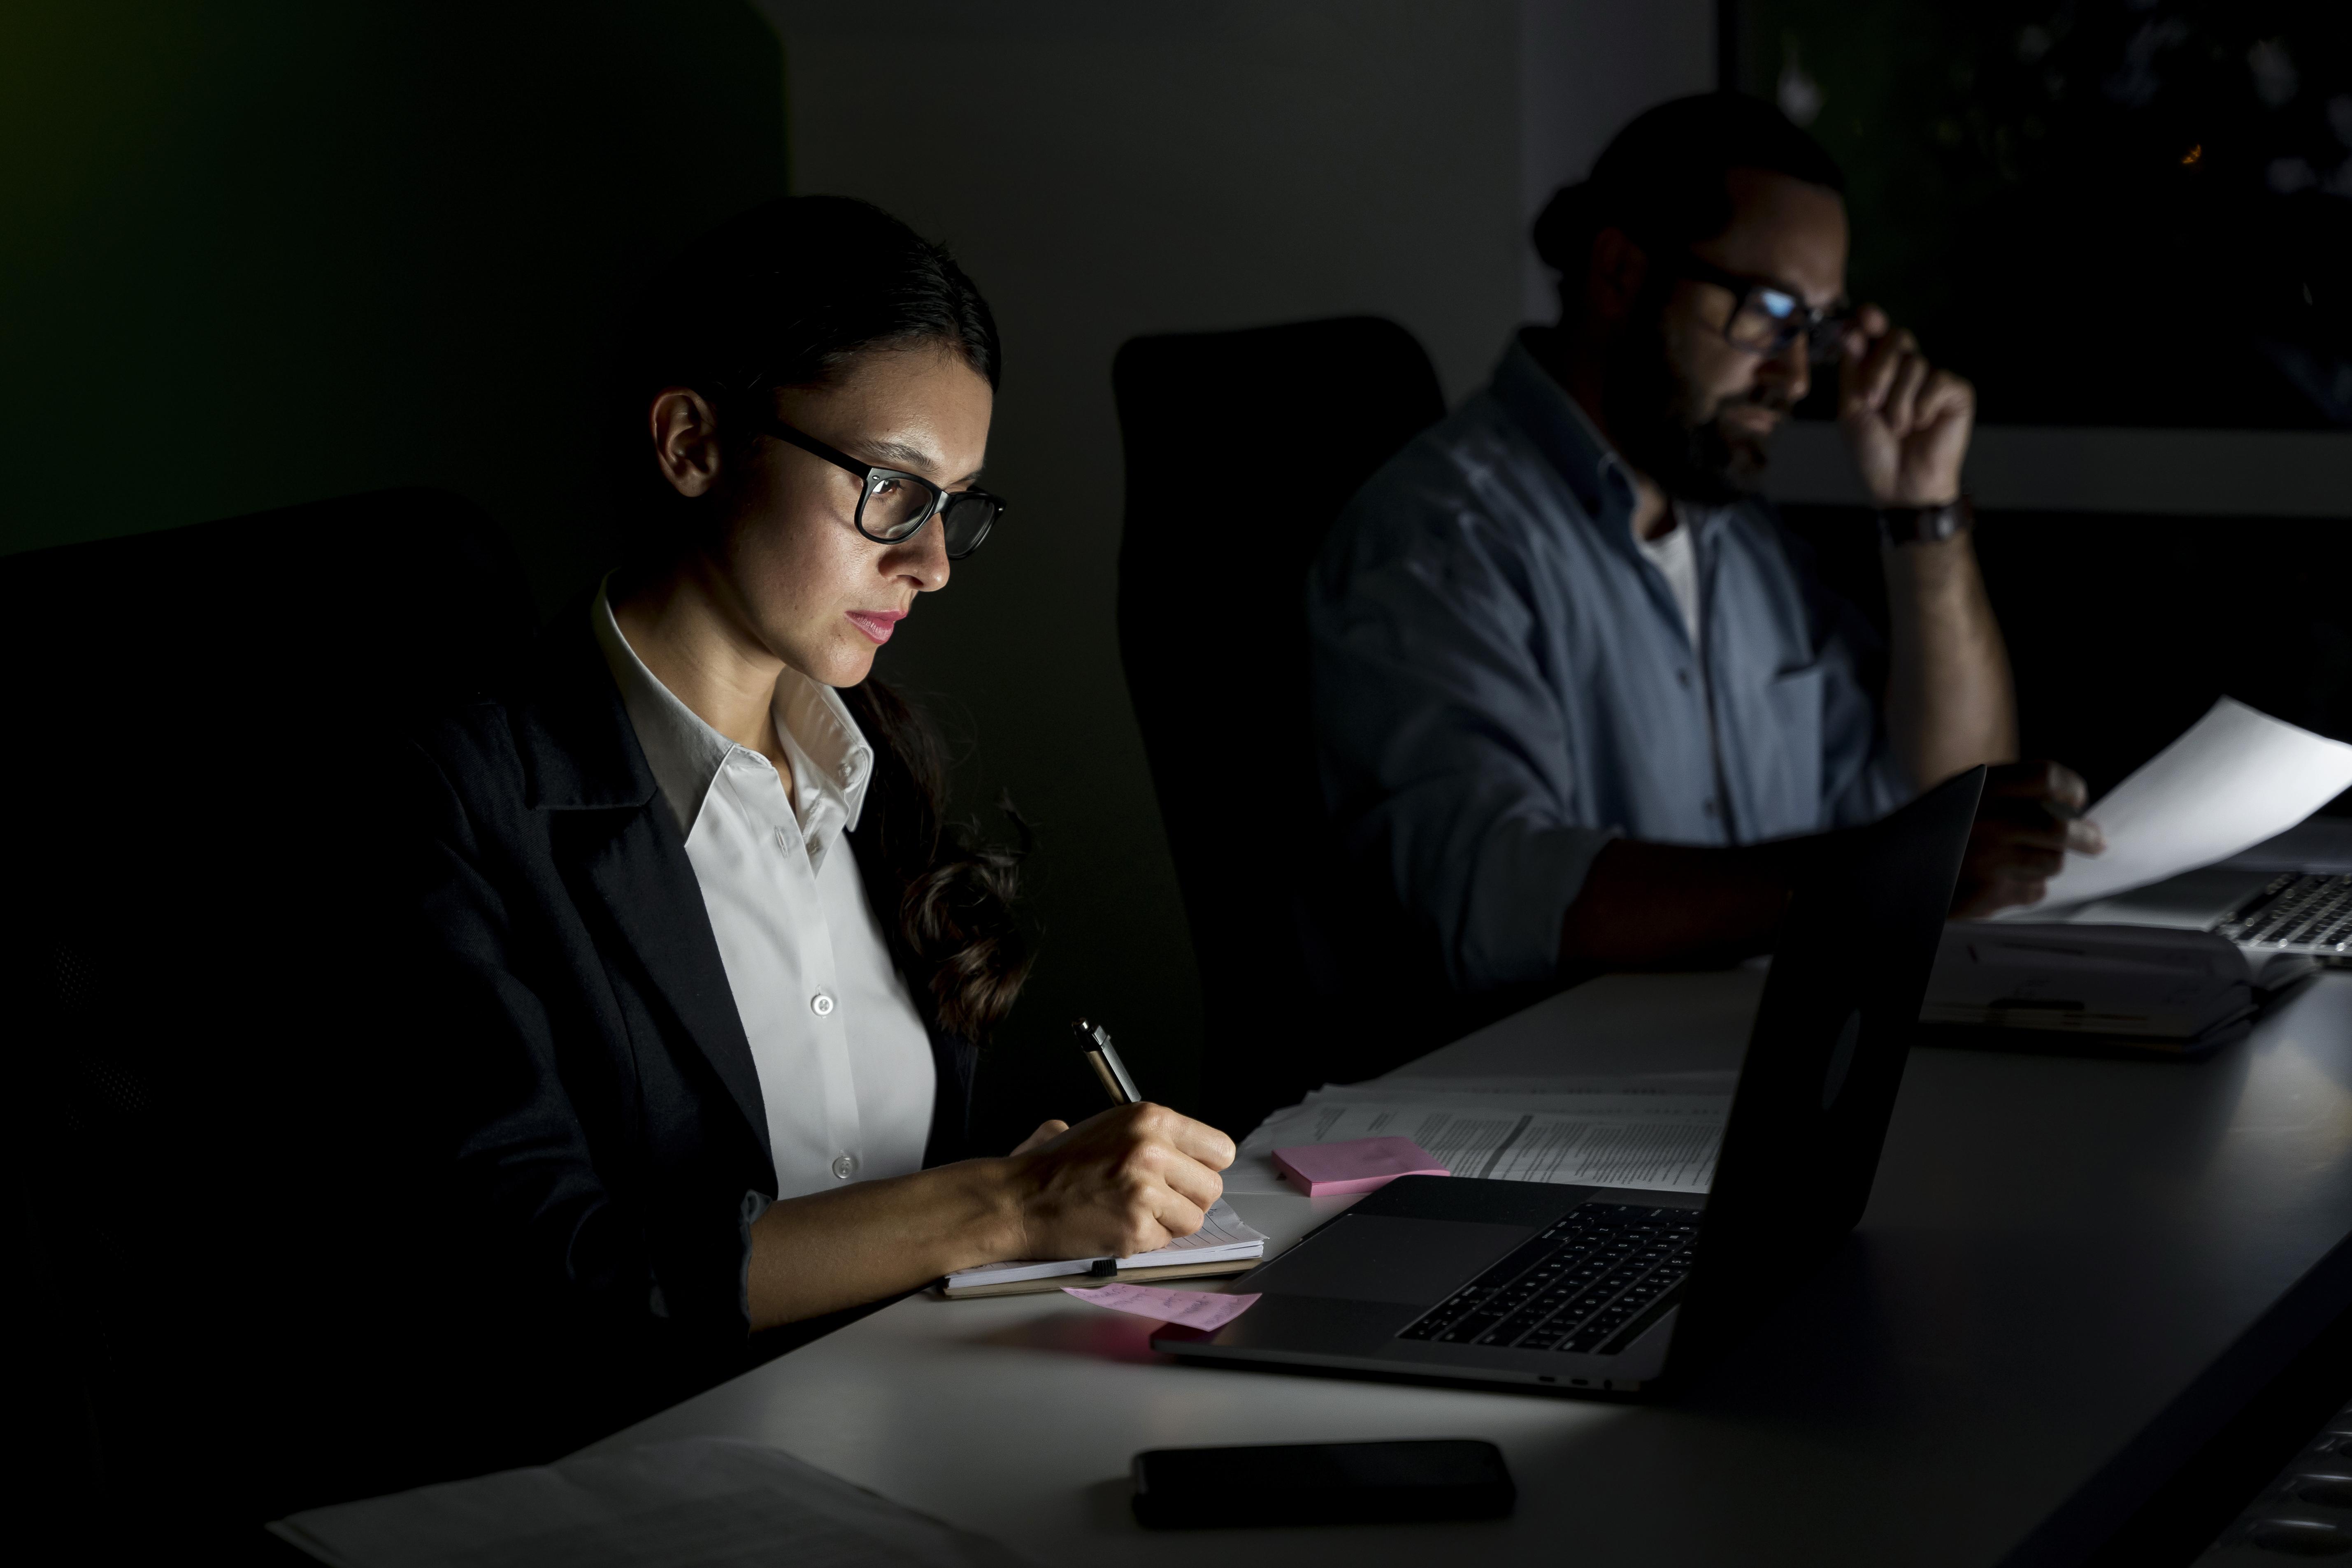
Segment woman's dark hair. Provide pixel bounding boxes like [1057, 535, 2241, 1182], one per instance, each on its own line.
[618, 195, 1028, 1042]
[616, 193, 1000, 530]
[1532, 92, 1845, 306]
[840, 680, 1030, 1041]
[627, 192, 999, 402]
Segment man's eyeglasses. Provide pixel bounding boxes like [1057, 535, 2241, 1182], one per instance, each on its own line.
[765, 420, 1004, 560]
[1671, 253, 1852, 365]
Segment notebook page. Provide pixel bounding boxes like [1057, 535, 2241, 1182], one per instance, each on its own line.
[942, 1198, 1266, 1289]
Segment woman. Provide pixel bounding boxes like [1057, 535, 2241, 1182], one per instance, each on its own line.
[407, 195, 1232, 1450]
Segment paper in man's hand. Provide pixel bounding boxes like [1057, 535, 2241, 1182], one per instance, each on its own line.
[2001, 698, 2352, 915]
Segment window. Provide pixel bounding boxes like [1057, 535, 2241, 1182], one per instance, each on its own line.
[1735, 0, 2352, 428]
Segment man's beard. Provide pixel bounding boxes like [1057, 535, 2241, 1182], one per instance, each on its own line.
[1601, 310, 1789, 507]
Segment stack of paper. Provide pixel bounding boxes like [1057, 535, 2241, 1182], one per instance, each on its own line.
[1231, 1078, 1731, 1196]
[940, 1198, 1266, 1295]
[270, 1436, 1030, 1568]
[1923, 924, 2261, 1053]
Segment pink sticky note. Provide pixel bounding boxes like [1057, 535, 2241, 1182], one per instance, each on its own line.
[1061, 1282, 1260, 1331]
[1271, 1135, 1450, 1196]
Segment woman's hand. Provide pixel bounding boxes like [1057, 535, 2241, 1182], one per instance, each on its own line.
[1009, 1118, 1069, 1155]
[1000, 1103, 1234, 1261]
[744, 1103, 1236, 1330]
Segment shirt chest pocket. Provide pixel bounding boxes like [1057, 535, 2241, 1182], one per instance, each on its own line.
[1734, 664, 1826, 838]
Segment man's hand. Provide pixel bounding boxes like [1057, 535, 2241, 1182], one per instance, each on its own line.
[1003, 1103, 1234, 1262]
[1950, 760, 2106, 918]
[1839, 304, 1975, 508]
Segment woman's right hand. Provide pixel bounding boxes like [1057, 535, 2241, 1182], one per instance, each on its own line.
[999, 1103, 1235, 1262]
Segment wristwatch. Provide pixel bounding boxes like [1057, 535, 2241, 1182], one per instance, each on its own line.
[1876, 495, 1973, 546]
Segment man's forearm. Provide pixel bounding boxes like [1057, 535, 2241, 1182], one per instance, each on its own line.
[1882, 533, 2016, 789]
[1557, 838, 1797, 969]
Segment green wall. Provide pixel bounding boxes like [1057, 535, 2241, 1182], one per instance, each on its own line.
[0, 0, 787, 605]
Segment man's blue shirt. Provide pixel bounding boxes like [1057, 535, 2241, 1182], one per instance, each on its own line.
[1306, 332, 1911, 995]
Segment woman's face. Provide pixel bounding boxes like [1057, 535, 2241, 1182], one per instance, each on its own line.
[661, 341, 994, 689]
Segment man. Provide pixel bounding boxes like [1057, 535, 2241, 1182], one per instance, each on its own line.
[1308, 93, 2099, 1007]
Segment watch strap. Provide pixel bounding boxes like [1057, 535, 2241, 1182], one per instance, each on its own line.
[1877, 495, 1974, 546]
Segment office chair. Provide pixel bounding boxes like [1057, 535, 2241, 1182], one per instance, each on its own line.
[0, 488, 535, 1556]
[1112, 317, 1445, 1138]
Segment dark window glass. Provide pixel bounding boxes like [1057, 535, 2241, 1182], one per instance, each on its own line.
[1736, 0, 2352, 428]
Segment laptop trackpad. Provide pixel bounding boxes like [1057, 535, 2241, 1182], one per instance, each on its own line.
[1253, 1215, 1532, 1304]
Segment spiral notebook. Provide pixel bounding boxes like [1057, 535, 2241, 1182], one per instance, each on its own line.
[937, 1199, 1267, 1299]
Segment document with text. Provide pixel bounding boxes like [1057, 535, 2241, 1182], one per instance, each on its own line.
[271, 1436, 1032, 1568]
[1232, 1084, 1729, 1196]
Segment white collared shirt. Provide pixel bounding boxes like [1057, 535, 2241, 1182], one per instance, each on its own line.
[592, 586, 936, 1199]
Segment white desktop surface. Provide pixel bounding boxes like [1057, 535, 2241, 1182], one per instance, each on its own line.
[590, 964, 2352, 1566]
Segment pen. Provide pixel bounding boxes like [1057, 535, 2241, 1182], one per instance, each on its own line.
[1072, 1016, 1143, 1107]
[1070, 1020, 1144, 1281]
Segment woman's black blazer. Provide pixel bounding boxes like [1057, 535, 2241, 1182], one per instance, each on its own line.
[404, 614, 977, 1433]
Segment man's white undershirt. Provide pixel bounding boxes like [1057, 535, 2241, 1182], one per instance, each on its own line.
[1636, 508, 1702, 648]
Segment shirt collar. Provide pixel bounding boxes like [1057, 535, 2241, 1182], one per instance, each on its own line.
[1491, 328, 1741, 553]
[590, 580, 875, 842]
[1490, 328, 1641, 529]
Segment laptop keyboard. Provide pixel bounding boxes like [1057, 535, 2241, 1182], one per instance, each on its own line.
[2219, 873, 2352, 952]
[1394, 1202, 1697, 1356]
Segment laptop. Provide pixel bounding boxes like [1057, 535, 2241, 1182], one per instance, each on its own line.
[1151, 766, 1984, 1394]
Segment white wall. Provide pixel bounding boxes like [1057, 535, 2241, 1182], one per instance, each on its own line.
[753, 0, 1712, 1116]
[1518, 0, 1717, 319]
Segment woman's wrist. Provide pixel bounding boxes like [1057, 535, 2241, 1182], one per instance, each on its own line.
[939, 1155, 1034, 1272]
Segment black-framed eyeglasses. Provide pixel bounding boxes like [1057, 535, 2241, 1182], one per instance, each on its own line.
[765, 420, 1003, 560]
[1671, 253, 1852, 365]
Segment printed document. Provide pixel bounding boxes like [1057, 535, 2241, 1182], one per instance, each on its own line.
[270, 1435, 1031, 1568]
[1232, 1084, 1728, 1196]
[2003, 697, 2352, 915]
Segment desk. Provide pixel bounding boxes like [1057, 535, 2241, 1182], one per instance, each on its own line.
[593, 942, 2352, 1564]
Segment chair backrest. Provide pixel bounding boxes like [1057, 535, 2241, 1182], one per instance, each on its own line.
[1113, 317, 1445, 1136]
[0, 488, 535, 1551]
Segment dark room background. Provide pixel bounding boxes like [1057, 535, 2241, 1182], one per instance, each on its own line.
[15, 0, 2340, 1134]
[0, 0, 1713, 1129]
[0, 0, 787, 603]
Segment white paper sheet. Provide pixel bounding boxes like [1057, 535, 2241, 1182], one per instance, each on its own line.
[941, 1198, 1265, 1290]
[2003, 697, 2352, 916]
[1062, 1283, 1260, 1330]
[1924, 923, 2255, 1040]
[1230, 1086, 1729, 1196]
[270, 1436, 1032, 1568]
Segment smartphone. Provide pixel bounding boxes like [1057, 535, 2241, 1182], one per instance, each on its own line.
[1130, 1438, 1515, 1529]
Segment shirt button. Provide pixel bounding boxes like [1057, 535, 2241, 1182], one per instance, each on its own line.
[1677, 669, 1692, 688]
[811, 992, 835, 1017]
[832, 1153, 857, 1180]
[1703, 799, 1720, 817]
